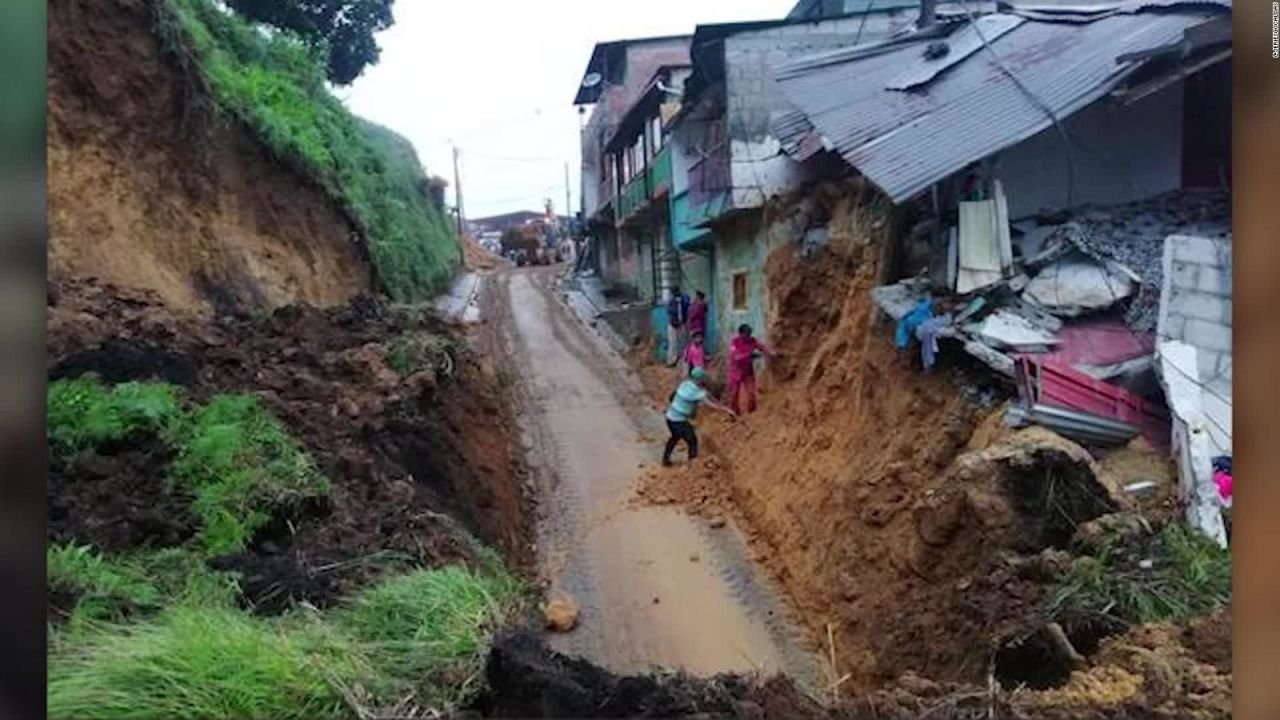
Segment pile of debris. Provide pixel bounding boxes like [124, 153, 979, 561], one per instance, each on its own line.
[874, 190, 1232, 546]
[1019, 190, 1230, 332]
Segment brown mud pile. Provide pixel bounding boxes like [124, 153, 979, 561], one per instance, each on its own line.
[48, 278, 529, 611]
[48, 0, 371, 313]
[631, 187, 1200, 700]
[474, 619, 1229, 719]
[463, 234, 507, 271]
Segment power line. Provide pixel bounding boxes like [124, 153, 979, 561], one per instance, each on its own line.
[464, 152, 569, 165]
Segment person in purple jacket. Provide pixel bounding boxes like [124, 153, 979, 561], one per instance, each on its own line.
[687, 290, 708, 339]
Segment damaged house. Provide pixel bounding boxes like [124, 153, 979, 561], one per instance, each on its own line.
[574, 6, 951, 352]
[575, 34, 693, 303]
[772, 0, 1232, 542]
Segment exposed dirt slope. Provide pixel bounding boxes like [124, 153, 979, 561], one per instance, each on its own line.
[635, 188, 1138, 691]
[47, 0, 371, 313]
[48, 278, 530, 612]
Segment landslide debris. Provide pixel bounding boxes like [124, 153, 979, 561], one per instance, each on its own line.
[628, 181, 1229, 719]
[48, 277, 530, 611]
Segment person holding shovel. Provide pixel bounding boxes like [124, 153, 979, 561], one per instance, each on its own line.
[663, 367, 735, 466]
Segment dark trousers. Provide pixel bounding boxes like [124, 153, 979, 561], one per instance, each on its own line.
[663, 419, 698, 464]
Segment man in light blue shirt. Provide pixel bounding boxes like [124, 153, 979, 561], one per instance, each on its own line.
[663, 367, 736, 466]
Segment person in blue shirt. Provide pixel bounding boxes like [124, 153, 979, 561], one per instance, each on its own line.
[663, 367, 736, 466]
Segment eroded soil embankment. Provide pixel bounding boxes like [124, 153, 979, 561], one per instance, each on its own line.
[632, 187, 1228, 715]
[640, 196, 1020, 689]
[48, 0, 371, 313]
[48, 278, 530, 612]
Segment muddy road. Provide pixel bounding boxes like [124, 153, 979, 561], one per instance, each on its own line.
[480, 266, 819, 683]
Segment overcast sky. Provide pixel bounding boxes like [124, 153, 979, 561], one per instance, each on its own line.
[342, 0, 791, 221]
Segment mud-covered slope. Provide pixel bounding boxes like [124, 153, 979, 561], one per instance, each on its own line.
[48, 277, 531, 611]
[47, 0, 372, 312]
[634, 185, 1202, 695]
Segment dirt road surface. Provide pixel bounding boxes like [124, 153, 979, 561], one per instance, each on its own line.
[482, 266, 819, 683]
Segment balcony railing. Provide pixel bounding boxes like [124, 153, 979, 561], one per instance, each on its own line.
[616, 145, 672, 224]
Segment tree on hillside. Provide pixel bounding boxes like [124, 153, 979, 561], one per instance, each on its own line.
[224, 0, 395, 85]
[424, 176, 449, 211]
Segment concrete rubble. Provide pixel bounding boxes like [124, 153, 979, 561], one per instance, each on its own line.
[873, 196, 1233, 549]
[1019, 190, 1231, 332]
[1022, 254, 1136, 316]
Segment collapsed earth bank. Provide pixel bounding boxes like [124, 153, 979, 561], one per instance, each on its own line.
[632, 182, 1230, 718]
[48, 278, 530, 613]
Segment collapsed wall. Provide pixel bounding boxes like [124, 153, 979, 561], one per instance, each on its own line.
[47, 0, 372, 313]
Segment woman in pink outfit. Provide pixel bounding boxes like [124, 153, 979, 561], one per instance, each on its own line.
[683, 332, 706, 376]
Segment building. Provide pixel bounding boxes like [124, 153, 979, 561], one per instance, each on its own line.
[665, 13, 903, 351]
[575, 35, 692, 300]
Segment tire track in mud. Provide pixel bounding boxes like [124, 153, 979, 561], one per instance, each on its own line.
[490, 266, 822, 684]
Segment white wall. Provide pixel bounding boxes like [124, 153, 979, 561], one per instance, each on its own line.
[729, 137, 810, 209]
[722, 17, 895, 210]
[996, 82, 1184, 220]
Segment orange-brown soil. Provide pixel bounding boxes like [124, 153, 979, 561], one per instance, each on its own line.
[47, 0, 372, 313]
[630, 189, 1217, 709]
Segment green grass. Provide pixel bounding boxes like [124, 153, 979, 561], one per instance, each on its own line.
[48, 607, 355, 720]
[131, 548, 242, 609]
[385, 331, 456, 379]
[47, 564, 525, 719]
[337, 566, 519, 700]
[1049, 521, 1232, 628]
[47, 379, 183, 455]
[48, 377, 329, 555]
[48, 544, 162, 623]
[49, 544, 244, 626]
[156, 0, 460, 301]
[171, 394, 329, 555]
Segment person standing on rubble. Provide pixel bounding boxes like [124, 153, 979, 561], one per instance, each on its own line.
[726, 323, 775, 415]
[683, 331, 706, 376]
[663, 367, 735, 466]
[665, 286, 691, 366]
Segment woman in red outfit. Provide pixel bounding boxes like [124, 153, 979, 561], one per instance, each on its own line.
[725, 323, 774, 415]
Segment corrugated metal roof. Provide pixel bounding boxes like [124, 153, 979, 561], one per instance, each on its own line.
[772, 6, 1228, 203]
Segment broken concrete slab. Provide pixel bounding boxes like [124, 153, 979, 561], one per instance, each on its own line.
[1022, 254, 1136, 316]
[968, 310, 1058, 351]
[871, 277, 932, 321]
[963, 339, 1015, 377]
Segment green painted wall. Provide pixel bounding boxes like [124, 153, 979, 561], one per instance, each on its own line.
[671, 192, 711, 250]
[710, 211, 791, 351]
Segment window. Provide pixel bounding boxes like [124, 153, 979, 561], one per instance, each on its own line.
[732, 271, 748, 312]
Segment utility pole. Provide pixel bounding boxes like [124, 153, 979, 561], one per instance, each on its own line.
[563, 162, 572, 230]
[918, 0, 938, 28]
[452, 145, 466, 235]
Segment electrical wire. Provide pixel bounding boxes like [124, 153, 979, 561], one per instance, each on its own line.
[959, 0, 1077, 207]
[464, 152, 567, 164]
[1155, 351, 1232, 440]
[852, 0, 875, 48]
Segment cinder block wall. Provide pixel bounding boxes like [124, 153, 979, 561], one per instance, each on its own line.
[1160, 235, 1232, 383]
[1159, 233, 1232, 455]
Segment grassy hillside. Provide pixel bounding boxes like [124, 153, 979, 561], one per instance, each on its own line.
[156, 0, 460, 301]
